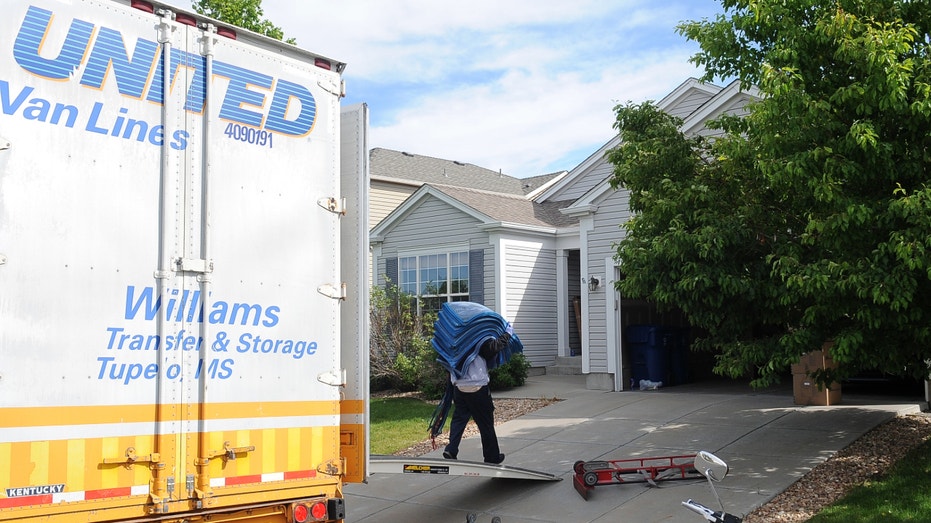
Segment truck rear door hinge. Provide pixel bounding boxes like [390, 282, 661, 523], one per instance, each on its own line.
[317, 80, 345, 98]
[318, 197, 347, 216]
[317, 283, 347, 301]
[317, 368, 346, 387]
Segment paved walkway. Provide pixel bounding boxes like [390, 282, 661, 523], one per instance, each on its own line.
[345, 374, 926, 523]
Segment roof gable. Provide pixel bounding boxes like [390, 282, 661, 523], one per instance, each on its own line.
[680, 81, 760, 136]
[656, 77, 723, 119]
[561, 79, 758, 213]
[537, 78, 726, 203]
[371, 184, 488, 241]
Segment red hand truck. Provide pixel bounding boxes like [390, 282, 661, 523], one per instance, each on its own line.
[572, 454, 701, 500]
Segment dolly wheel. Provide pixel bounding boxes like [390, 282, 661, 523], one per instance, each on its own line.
[583, 471, 599, 487]
[573, 460, 586, 474]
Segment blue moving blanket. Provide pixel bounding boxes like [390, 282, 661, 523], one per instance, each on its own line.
[432, 302, 523, 379]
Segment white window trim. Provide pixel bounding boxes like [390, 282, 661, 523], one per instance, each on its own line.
[398, 244, 471, 313]
[398, 243, 469, 259]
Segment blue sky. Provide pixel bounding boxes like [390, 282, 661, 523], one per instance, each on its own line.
[170, 1, 726, 178]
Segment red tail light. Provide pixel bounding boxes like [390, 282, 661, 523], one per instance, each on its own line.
[310, 501, 327, 520]
[293, 504, 309, 523]
[292, 500, 328, 522]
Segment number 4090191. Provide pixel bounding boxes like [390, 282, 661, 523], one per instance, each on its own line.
[224, 123, 273, 148]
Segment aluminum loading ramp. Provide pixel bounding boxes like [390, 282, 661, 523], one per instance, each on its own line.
[370, 455, 561, 481]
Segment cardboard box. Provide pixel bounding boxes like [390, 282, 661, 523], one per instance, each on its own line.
[792, 343, 841, 405]
[793, 373, 841, 406]
[791, 346, 837, 374]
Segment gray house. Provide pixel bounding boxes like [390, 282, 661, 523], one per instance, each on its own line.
[371, 78, 758, 391]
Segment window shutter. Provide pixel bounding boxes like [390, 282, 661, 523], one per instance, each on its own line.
[469, 249, 484, 304]
[385, 257, 398, 288]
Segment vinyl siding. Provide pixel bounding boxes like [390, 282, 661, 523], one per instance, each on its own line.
[504, 240, 558, 367]
[382, 197, 485, 246]
[552, 159, 615, 202]
[371, 180, 417, 229]
[689, 94, 755, 139]
[665, 89, 716, 120]
[586, 189, 633, 373]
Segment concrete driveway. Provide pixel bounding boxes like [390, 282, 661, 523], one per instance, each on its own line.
[345, 374, 925, 522]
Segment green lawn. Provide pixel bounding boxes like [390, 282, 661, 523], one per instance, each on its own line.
[370, 396, 447, 455]
[809, 439, 931, 522]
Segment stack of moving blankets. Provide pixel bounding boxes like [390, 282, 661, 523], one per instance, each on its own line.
[432, 302, 523, 378]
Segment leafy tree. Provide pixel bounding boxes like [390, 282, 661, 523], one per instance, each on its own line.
[192, 0, 295, 44]
[609, 103, 794, 386]
[612, 0, 931, 387]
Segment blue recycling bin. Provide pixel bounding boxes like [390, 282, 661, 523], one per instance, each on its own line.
[626, 325, 669, 385]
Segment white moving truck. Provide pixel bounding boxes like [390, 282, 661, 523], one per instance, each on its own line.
[0, 1, 369, 522]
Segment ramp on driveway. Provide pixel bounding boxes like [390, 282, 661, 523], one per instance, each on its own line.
[370, 455, 561, 481]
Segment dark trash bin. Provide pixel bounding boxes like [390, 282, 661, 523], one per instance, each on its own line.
[626, 325, 669, 385]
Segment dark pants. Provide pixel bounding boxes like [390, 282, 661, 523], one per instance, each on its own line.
[445, 385, 500, 462]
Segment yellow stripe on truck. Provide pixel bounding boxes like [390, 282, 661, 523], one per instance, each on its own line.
[0, 402, 343, 512]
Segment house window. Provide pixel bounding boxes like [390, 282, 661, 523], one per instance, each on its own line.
[399, 251, 469, 315]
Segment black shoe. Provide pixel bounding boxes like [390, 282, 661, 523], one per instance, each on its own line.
[443, 451, 457, 460]
[485, 453, 505, 464]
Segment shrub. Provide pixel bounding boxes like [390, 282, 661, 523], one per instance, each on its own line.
[393, 335, 447, 399]
[489, 353, 531, 390]
[369, 281, 444, 397]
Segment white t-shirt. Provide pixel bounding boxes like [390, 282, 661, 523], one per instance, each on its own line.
[451, 353, 490, 393]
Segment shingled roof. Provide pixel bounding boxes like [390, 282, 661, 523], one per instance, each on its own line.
[428, 184, 579, 229]
[370, 148, 560, 196]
